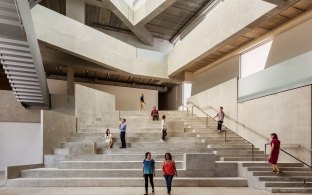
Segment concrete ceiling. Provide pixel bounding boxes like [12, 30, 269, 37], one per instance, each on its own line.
[2, 0, 311, 91]
[39, 42, 176, 91]
[178, 0, 312, 75]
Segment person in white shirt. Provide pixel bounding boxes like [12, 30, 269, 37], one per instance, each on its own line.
[161, 115, 167, 141]
[214, 107, 225, 131]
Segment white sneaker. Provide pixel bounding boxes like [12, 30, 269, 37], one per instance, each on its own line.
[160, 139, 164, 142]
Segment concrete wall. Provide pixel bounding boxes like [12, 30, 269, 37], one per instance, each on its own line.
[0, 122, 42, 171]
[192, 56, 239, 95]
[47, 79, 158, 111]
[188, 78, 238, 132]
[75, 84, 115, 130]
[0, 90, 40, 122]
[42, 110, 76, 154]
[31, 5, 168, 79]
[237, 85, 311, 150]
[265, 18, 312, 68]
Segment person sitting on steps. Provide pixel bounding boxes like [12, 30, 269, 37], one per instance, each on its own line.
[105, 129, 113, 149]
[151, 106, 159, 121]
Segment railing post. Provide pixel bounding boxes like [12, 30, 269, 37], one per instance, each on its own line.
[186, 108, 188, 116]
[206, 116, 208, 128]
[252, 144, 255, 161]
[224, 130, 227, 142]
[192, 106, 194, 116]
[264, 144, 267, 163]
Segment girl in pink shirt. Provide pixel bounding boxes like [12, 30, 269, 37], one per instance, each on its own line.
[162, 153, 177, 195]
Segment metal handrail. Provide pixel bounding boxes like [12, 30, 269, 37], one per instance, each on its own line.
[187, 101, 256, 160]
[187, 101, 210, 128]
[180, 104, 189, 116]
[264, 143, 312, 168]
[202, 105, 268, 140]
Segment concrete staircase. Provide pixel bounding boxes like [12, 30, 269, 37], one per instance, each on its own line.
[6, 111, 312, 193]
[239, 162, 312, 193]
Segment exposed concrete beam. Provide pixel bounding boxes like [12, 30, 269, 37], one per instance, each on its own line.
[87, 0, 154, 46]
[134, 0, 178, 26]
[167, 0, 277, 76]
[48, 75, 168, 92]
[29, 0, 42, 9]
[194, 9, 312, 76]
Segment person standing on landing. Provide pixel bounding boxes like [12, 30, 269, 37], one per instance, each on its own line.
[269, 133, 281, 174]
[214, 106, 225, 131]
[143, 152, 155, 195]
[162, 153, 177, 195]
[140, 94, 145, 111]
[119, 119, 127, 148]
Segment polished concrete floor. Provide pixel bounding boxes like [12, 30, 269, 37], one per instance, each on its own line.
[0, 186, 310, 195]
[0, 172, 308, 195]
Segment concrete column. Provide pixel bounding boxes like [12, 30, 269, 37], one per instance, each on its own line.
[67, 66, 75, 96]
[66, 0, 85, 23]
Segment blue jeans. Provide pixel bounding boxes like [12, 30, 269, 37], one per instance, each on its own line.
[164, 175, 174, 193]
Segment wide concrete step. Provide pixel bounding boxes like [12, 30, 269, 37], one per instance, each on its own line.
[99, 148, 208, 154]
[214, 150, 264, 155]
[53, 148, 69, 155]
[208, 144, 255, 149]
[270, 187, 312, 193]
[265, 181, 312, 187]
[57, 160, 184, 169]
[259, 176, 312, 182]
[242, 162, 304, 167]
[67, 154, 184, 161]
[221, 157, 267, 161]
[248, 167, 312, 171]
[21, 169, 187, 178]
[7, 177, 247, 187]
[253, 171, 312, 176]
[75, 132, 195, 137]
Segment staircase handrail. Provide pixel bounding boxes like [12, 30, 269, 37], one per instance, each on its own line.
[264, 143, 312, 168]
[180, 104, 189, 116]
[202, 105, 268, 141]
[186, 101, 211, 128]
[187, 100, 257, 160]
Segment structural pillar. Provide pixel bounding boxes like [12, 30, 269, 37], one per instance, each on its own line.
[67, 66, 75, 96]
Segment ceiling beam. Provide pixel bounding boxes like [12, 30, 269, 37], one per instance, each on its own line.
[87, 0, 154, 46]
[48, 75, 168, 92]
[29, 0, 42, 9]
[133, 0, 178, 26]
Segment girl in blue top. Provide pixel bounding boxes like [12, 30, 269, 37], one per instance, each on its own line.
[143, 152, 155, 195]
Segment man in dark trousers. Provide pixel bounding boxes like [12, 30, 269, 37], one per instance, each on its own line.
[214, 107, 225, 131]
[119, 118, 127, 148]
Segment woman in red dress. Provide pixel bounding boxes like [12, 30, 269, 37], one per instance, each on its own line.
[269, 133, 281, 174]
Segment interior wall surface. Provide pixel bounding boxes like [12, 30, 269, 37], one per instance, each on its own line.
[42, 110, 76, 154]
[0, 90, 40, 122]
[238, 85, 311, 164]
[75, 84, 115, 130]
[0, 122, 42, 171]
[188, 78, 238, 132]
[265, 18, 312, 68]
[192, 56, 239, 95]
[159, 85, 182, 110]
[47, 79, 158, 111]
